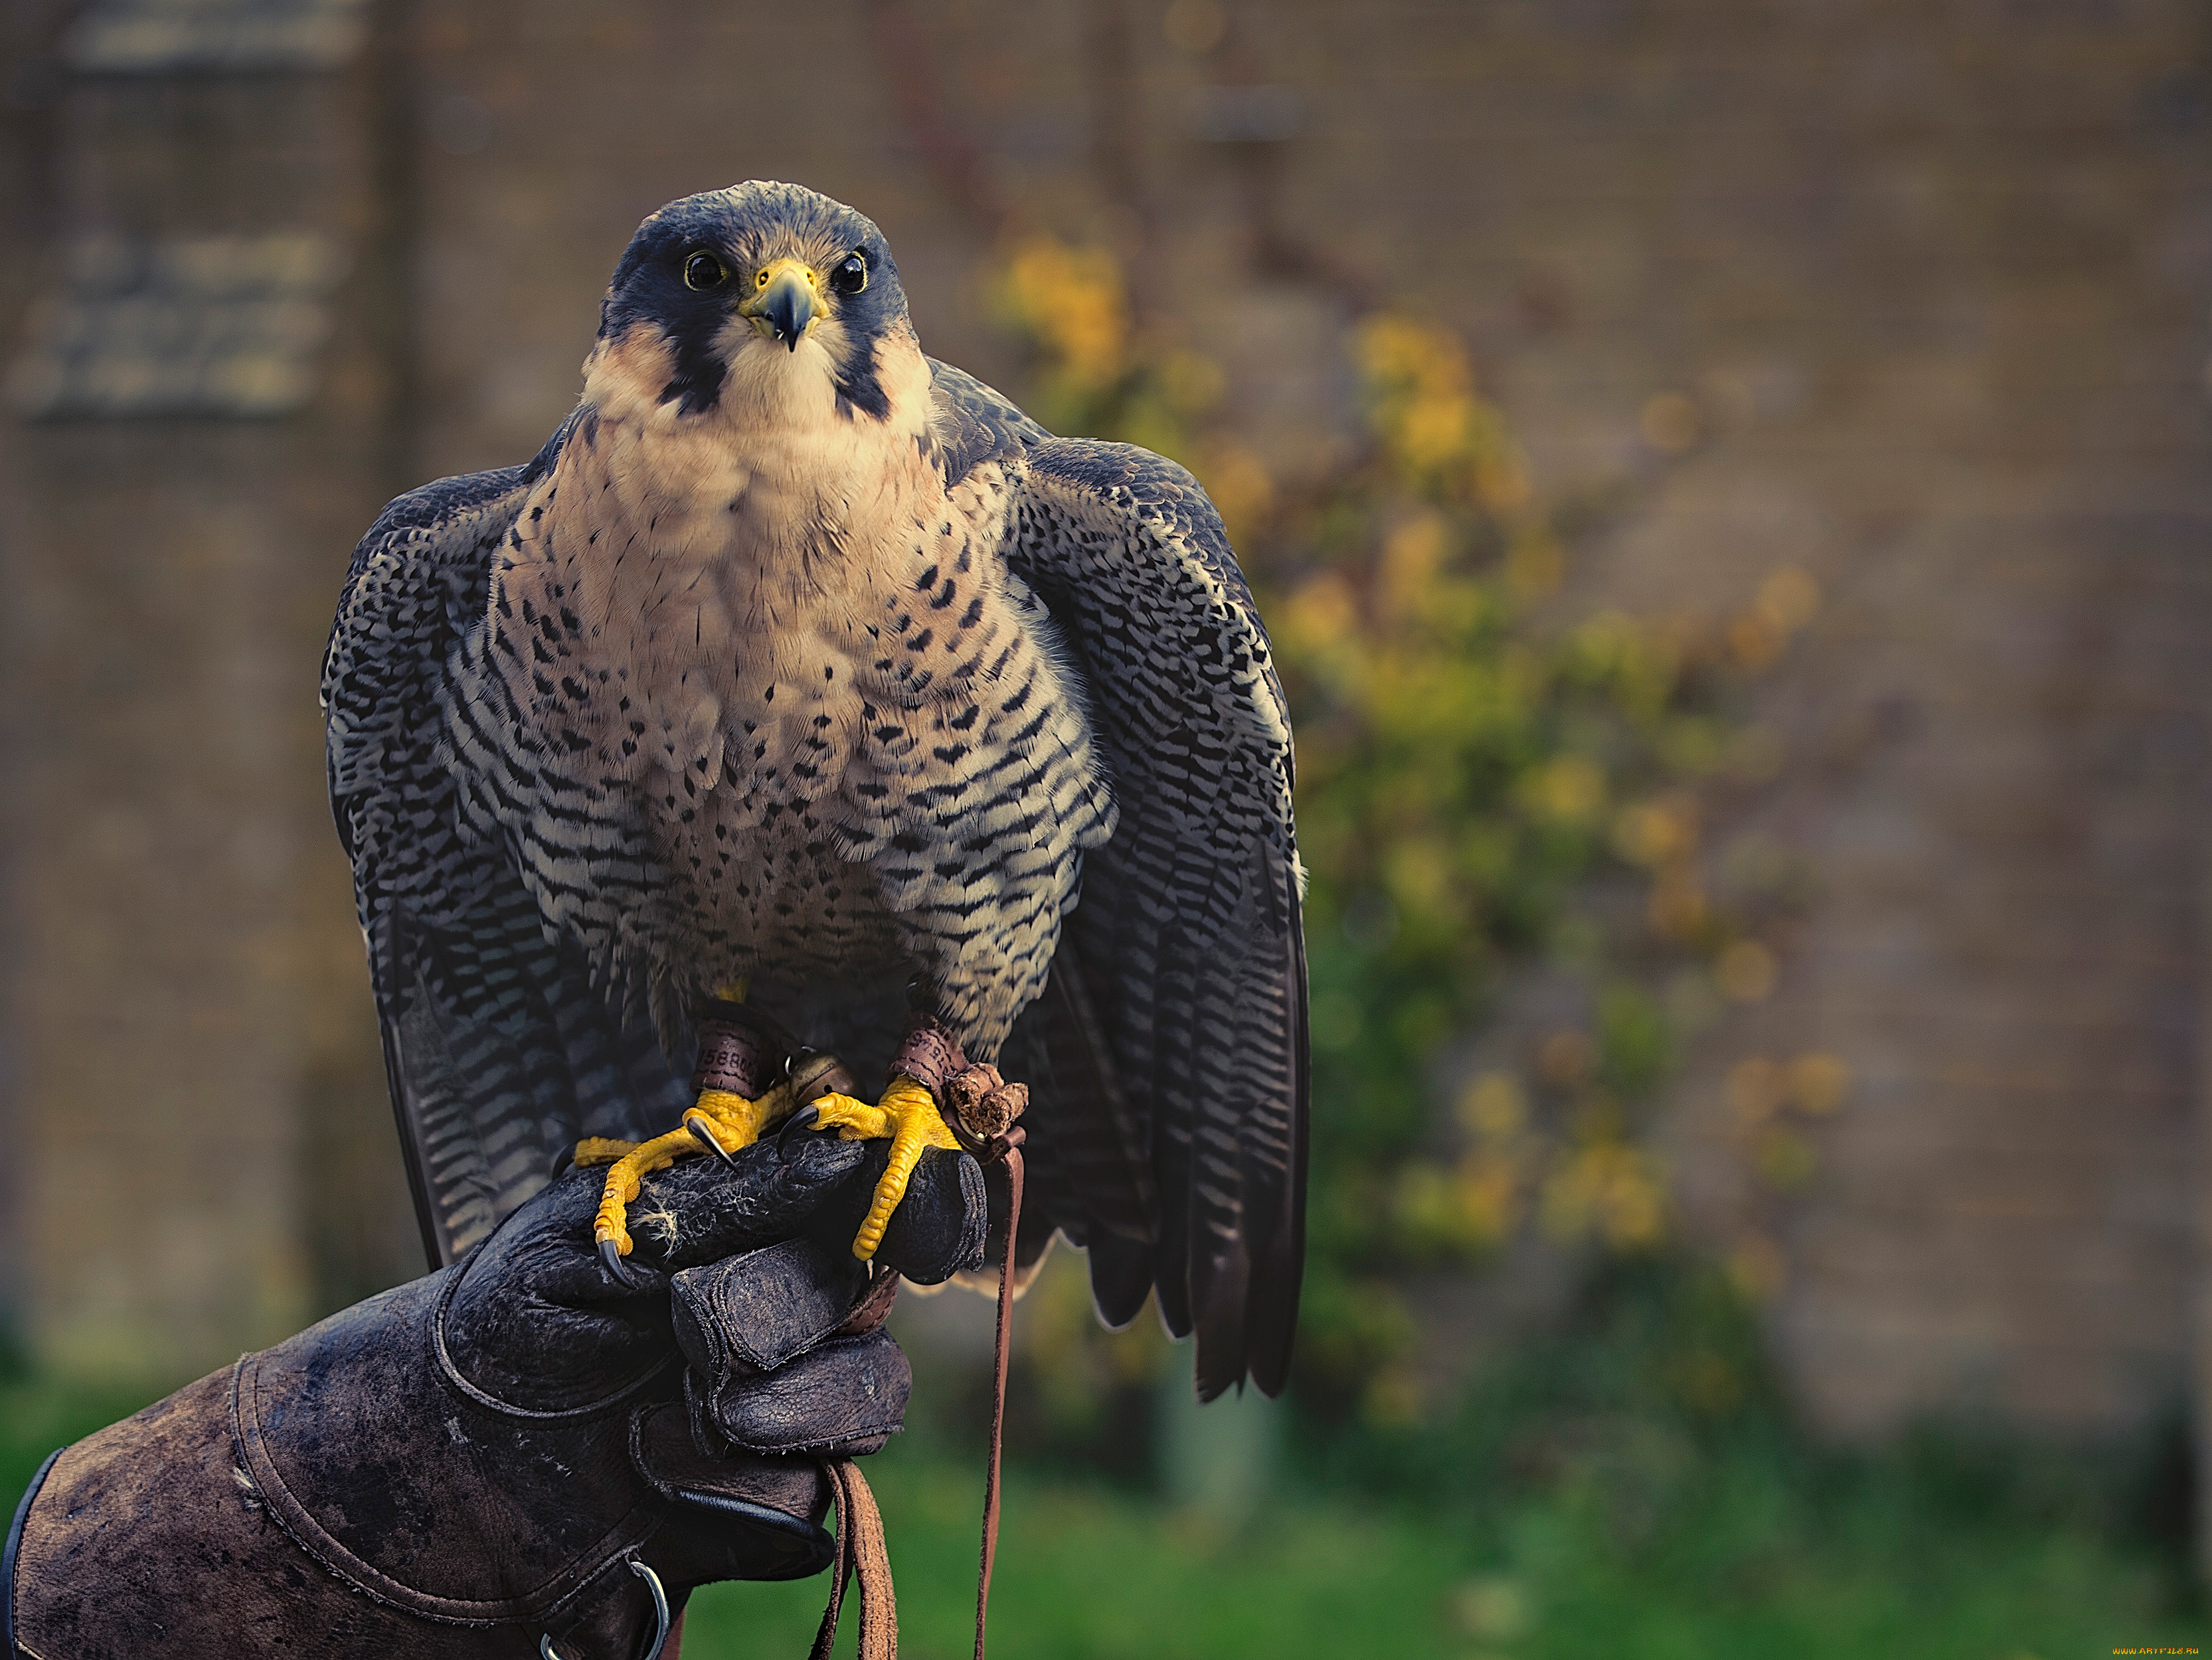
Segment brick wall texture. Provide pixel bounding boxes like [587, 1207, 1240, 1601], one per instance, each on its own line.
[3, 0, 2209, 1445]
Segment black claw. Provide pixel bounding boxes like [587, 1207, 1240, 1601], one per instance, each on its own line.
[600, 1236, 643, 1289]
[777, 1102, 823, 1149]
[549, 1147, 576, 1181]
[685, 1112, 737, 1167]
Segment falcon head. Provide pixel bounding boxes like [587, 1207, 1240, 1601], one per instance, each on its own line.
[592, 181, 918, 426]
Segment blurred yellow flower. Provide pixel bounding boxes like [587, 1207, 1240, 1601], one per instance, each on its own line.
[1613, 794, 1699, 867]
[1195, 440, 1274, 543]
[1454, 1153, 1523, 1248]
[1396, 392, 1474, 471]
[1648, 871, 1709, 939]
[1458, 1070, 1529, 1141]
[1715, 940, 1777, 1001]
[1157, 347, 1226, 417]
[1788, 1050, 1851, 1114]
[1449, 1576, 1533, 1641]
[1280, 572, 1357, 658]
[1379, 512, 1450, 619]
[1727, 1234, 1788, 1302]
[1383, 836, 1451, 913]
[1522, 754, 1606, 825]
[999, 237, 1128, 392]
[1639, 390, 1701, 453]
[1393, 1145, 1523, 1256]
[1542, 1141, 1668, 1249]
[1356, 314, 1468, 396]
[1756, 564, 1821, 633]
[1727, 608, 1783, 671]
[1505, 527, 1565, 597]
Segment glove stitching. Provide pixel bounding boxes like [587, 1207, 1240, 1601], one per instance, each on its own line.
[228, 1352, 665, 1627]
[716, 1421, 904, 1457]
[432, 1257, 678, 1423]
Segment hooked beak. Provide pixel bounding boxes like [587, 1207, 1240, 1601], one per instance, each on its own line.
[746, 258, 819, 352]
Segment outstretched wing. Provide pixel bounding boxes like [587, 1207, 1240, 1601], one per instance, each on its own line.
[991, 411, 1309, 1400]
[321, 419, 686, 1267]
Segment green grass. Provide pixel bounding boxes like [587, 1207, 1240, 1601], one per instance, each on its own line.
[0, 1372, 166, 1516]
[685, 1443, 1470, 1659]
[682, 1430, 2203, 1660]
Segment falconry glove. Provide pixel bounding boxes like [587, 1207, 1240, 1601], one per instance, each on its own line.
[3, 1133, 985, 1660]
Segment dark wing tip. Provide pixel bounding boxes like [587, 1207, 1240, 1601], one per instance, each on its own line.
[1244, 909, 1311, 1397]
[1085, 1235, 1155, 1330]
[1191, 1244, 1254, 1402]
[1192, 892, 1312, 1402]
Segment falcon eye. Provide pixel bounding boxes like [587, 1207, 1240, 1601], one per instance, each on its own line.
[829, 252, 868, 296]
[682, 251, 726, 291]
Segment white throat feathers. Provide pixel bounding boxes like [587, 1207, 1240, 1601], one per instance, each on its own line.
[566, 312, 942, 598]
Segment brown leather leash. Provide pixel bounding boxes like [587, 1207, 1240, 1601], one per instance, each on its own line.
[809, 1458, 896, 1660]
[805, 1015, 1030, 1660]
[905, 1015, 1031, 1660]
[810, 1133, 1024, 1660]
[968, 1127, 1024, 1660]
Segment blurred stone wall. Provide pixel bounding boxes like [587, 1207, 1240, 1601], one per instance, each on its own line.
[1563, 12, 2212, 1442]
[0, 3, 414, 1376]
[3, 0, 2209, 1462]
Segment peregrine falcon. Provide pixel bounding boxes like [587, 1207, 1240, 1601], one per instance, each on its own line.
[322, 183, 1307, 1396]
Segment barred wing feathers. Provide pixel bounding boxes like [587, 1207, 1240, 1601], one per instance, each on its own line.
[1004, 435, 1310, 1401]
[321, 422, 685, 1266]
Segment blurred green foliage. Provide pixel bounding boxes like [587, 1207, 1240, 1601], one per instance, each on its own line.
[995, 238, 1833, 1419]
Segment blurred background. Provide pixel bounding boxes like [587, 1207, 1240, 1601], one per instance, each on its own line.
[1, 0, 2208, 1653]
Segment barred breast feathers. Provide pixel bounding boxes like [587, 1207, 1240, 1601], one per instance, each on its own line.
[438, 309, 1114, 1038]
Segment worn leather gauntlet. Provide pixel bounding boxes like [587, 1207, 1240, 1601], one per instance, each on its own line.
[4, 1132, 985, 1660]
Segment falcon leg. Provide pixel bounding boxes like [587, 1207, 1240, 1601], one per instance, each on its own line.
[579, 983, 808, 1271]
[808, 1076, 961, 1260]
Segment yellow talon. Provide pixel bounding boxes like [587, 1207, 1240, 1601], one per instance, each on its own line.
[573, 1136, 638, 1169]
[809, 1075, 961, 1260]
[584, 1078, 801, 1257]
[590, 1126, 707, 1256]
